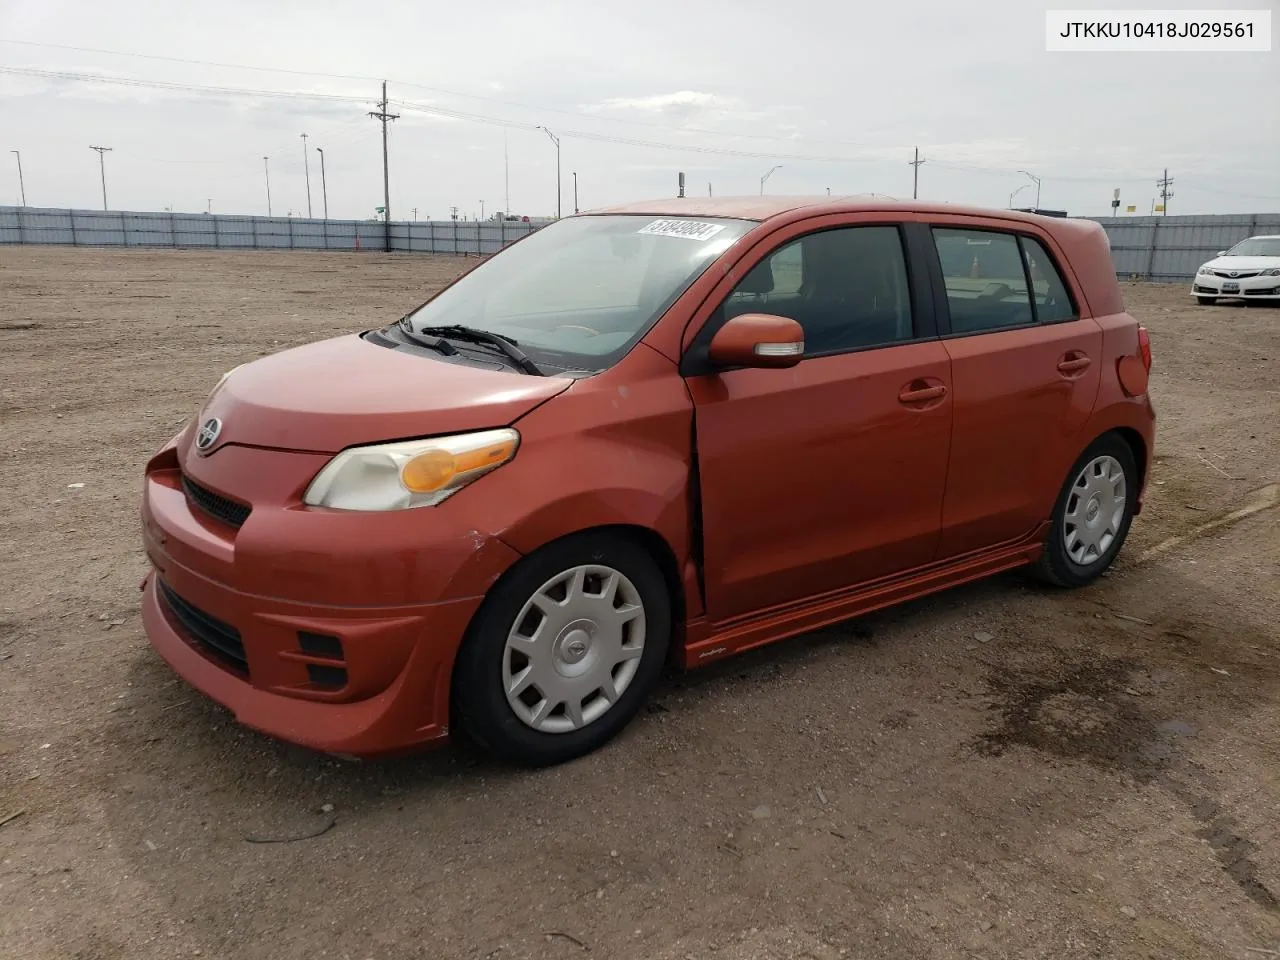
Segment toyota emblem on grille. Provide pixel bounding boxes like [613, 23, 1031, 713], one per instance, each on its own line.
[196, 417, 222, 452]
[1229, 271, 1239, 278]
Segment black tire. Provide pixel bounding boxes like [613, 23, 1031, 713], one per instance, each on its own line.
[1032, 434, 1139, 588]
[1196, 296, 1217, 306]
[451, 531, 671, 767]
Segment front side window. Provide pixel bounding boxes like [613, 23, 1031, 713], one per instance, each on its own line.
[720, 224, 915, 354]
[401, 215, 753, 372]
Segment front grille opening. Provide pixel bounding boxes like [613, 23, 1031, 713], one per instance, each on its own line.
[158, 579, 249, 677]
[298, 631, 344, 660]
[306, 664, 348, 688]
[182, 475, 251, 529]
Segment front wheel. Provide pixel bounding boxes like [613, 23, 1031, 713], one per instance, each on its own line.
[1196, 296, 1217, 306]
[1032, 435, 1139, 588]
[452, 532, 671, 767]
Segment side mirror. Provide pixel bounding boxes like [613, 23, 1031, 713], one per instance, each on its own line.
[1217, 250, 1227, 256]
[708, 313, 805, 369]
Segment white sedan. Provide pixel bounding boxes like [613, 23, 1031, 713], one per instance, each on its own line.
[1191, 235, 1280, 305]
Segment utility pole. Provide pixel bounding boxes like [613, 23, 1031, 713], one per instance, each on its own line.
[480, 199, 486, 219]
[909, 147, 926, 199]
[708, 183, 712, 197]
[207, 198, 212, 214]
[572, 172, 578, 214]
[89, 146, 112, 210]
[1156, 169, 1174, 215]
[316, 147, 328, 219]
[503, 129, 510, 216]
[264, 156, 272, 217]
[300, 133, 312, 218]
[411, 207, 418, 221]
[537, 126, 561, 218]
[10, 151, 25, 206]
[368, 81, 399, 251]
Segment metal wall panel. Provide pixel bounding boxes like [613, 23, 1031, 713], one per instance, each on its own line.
[1090, 214, 1280, 282]
[0, 205, 545, 255]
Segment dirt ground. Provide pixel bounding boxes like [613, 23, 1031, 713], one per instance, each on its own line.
[1, 247, 1278, 960]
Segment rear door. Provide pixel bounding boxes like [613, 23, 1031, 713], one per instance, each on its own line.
[682, 215, 954, 623]
[924, 219, 1103, 559]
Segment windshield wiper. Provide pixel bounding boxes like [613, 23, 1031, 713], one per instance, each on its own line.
[395, 319, 460, 356]
[415, 323, 544, 376]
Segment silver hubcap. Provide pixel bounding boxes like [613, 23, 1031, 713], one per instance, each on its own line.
[1063, 454, 1127, 566]
[503, 565, 646, 734]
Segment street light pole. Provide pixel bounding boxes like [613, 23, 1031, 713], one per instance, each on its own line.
[760, 164, 782, 195]
[1017, 169, 1041, 210]
[263, 156, 272, 217]
[89, 146, 112, 210]
[316, 147, 328, 219]
[537, 126, 561, 219]
[10, 151, 25, 206]
[301, 133, 312, 218]
[572, 171, 578, 214]
[1009, 184, 1029, 209]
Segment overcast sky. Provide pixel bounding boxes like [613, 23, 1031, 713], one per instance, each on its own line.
[1, 0, 1276, 220]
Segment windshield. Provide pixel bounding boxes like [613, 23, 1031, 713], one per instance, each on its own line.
[1225, 237, 1280, 257]
[402, 214, 753, 372]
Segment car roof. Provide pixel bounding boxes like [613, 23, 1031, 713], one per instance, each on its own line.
[582, 194, 1079, 226]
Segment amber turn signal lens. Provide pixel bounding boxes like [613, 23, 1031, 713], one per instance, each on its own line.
[400, 436, 519, 494]
[401, 449, 456, 492]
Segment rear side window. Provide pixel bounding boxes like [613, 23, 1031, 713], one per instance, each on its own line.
[932, 228, 1032, 333]
[1020, 235, 1077, 322]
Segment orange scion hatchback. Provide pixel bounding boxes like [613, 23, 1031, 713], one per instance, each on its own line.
[140, 197, 1155, 767]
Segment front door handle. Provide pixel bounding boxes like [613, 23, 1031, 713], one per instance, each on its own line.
[898, 382, 947, 404]
[1057, 353, 1092, 375]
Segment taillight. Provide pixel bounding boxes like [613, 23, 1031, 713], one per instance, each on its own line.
[1137, 326, 1152, 372]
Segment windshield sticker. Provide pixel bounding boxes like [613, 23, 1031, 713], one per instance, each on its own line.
[637, 219, 727, 242]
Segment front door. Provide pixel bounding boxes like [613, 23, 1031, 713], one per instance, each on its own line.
[684, 220, 954, 624]
[926, 223, 1104, 558]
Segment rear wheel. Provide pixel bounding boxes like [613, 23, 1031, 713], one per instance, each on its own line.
[1032, 434, 1138, 588]
[452, 531, 671, 767]
[1196, 296, 1217, 306]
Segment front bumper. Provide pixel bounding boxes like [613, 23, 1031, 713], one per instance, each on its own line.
[139, 435, 522, 757]
[1192, 275, 1280, 299]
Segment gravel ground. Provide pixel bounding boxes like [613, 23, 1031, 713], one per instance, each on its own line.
[1, 247, 1278, 960]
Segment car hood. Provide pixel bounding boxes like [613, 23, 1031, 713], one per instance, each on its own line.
[191, 333, 573, 455]
[1204, 256, 1280, 271]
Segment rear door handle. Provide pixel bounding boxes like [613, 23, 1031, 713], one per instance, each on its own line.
[1057, 354, 1092, 374]
[898, 383, 947, 404]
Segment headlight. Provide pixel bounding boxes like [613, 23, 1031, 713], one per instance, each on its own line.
[1196, 264, 1211, 275]
[1262, 268, 1280, 277]
[303, 428, 520, 511]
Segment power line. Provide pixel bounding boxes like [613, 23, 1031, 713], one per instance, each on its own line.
[0, 38, 878, 149]
[7, 63, 1278, 203]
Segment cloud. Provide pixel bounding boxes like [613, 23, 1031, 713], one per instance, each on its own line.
[582, 90, 736, 114]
